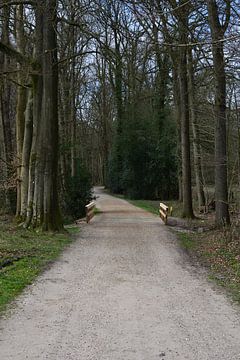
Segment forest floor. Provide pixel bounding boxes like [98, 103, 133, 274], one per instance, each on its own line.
[0, 187, 240, 359]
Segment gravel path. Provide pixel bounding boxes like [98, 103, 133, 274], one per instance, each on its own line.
[0, 187, 240, 359]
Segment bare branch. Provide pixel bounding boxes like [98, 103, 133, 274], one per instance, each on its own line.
[0, 1, 35, 9]
[0, 41, 32, 65]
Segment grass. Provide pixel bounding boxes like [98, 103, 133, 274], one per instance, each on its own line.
[65, 225, 81, 234]
[94, 207, 102, 215]
[0, 223, 78, 313]
[177, 226, 240, 303]
[116, 197, 184, 218]
[178, 232, 198, 251]
[127, 199, 159, 215]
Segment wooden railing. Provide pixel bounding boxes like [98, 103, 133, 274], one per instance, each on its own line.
[85, 202, 96, 223]
[159, 202, 172, 225]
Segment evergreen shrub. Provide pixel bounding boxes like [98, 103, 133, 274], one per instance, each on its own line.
[62, 160, 92, 222]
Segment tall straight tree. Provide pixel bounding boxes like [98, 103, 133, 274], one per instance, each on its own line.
[41, 0, 62, 230]
[25, 2, 44, 227]
[187, 48, 206, 210]
[207, 0, 230, 225]
[15, 4, 27, 218]
[178, 4, 194, 218]
[169, 0, 194, 218]
[0, 3, 14, 211]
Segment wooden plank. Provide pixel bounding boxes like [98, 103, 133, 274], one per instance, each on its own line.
[86, 212, 94, 223]
[86, 202, 95, 210]
[85, 201, 96, 223]
[160, 203, 169, 212]
[159, 202, 169, 225]
[159, 209, 166, 218]
[159, 209, 167, 222]
[159, 202, 172, 225]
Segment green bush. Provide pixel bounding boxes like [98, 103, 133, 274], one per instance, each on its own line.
[62, 161, 92, 222]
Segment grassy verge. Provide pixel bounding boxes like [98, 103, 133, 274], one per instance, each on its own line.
[94, 207, 102, 215]
[115, 197, 184, 218]
[127, 199, 159, 215]
[0, 223, 79, 312]
[179, 227, 240, 303]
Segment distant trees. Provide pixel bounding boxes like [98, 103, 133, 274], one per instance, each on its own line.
[89, 0, 239, 223]
[98, 0, 178, 199]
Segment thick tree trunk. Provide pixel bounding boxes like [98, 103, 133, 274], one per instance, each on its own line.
[0, 94, 8, 209]
[24, 4, 44, 228]
[26, 73, 43, 227]
[178, 9, 194, 218]
[207, 0, 230, 225]
[173, 65, 183, 202]
[70, 18, 77, 179]
[188, 49, 205, 210]
[70, 60, 76, 178]
[41, 0, 62, 231]
[233, 85, 240, 189]
[16, 4, 27, 218]
[0, 4, 14, 212]
[156, 54, 168, 135]
[100, 59, 110, 186]
[20, 89, 33, 220]
[113, 27, 124, 192]
[58, 87, 67, 191]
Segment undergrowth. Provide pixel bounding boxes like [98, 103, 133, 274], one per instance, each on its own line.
[179, 223, 240, 303]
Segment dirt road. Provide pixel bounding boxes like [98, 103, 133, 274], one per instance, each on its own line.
[1, 187, 240, 359]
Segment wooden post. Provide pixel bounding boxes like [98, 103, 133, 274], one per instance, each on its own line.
[85, 202, 96, 223]
[159, 202, 169, 225]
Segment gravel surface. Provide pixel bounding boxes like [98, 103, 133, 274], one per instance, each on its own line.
[0, 187, 240, 359]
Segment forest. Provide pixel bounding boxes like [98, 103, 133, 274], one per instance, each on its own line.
[0, 0, 239, 231]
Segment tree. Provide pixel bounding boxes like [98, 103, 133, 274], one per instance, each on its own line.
[0, 1, 62, 230]
[169, 0, 194, 218]
[207, 0, 230, 225]
[187, 48, 206, 210]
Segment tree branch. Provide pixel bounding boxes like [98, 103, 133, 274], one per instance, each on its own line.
[0, 41, 31, 65]
[222, 0, 231, 33]
[0, 1, 35, 9]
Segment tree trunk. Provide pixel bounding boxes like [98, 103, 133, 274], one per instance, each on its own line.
[58, 85, 67, 191]
[70, 60, 76, 178]
[172, 65, 183, 202]
[113, 27, 124, 192]
[101, 60, 110, 186]
[0, 4, 14, 212]
[207, 0, 230, 225]
[25, 3, 44, 228]
[178, 7, 194, 218]
[41, 0, 62, 231]
[20, 89, 33, 220]
[16, 4, 27, 218]
[188, 49, 205, 210]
